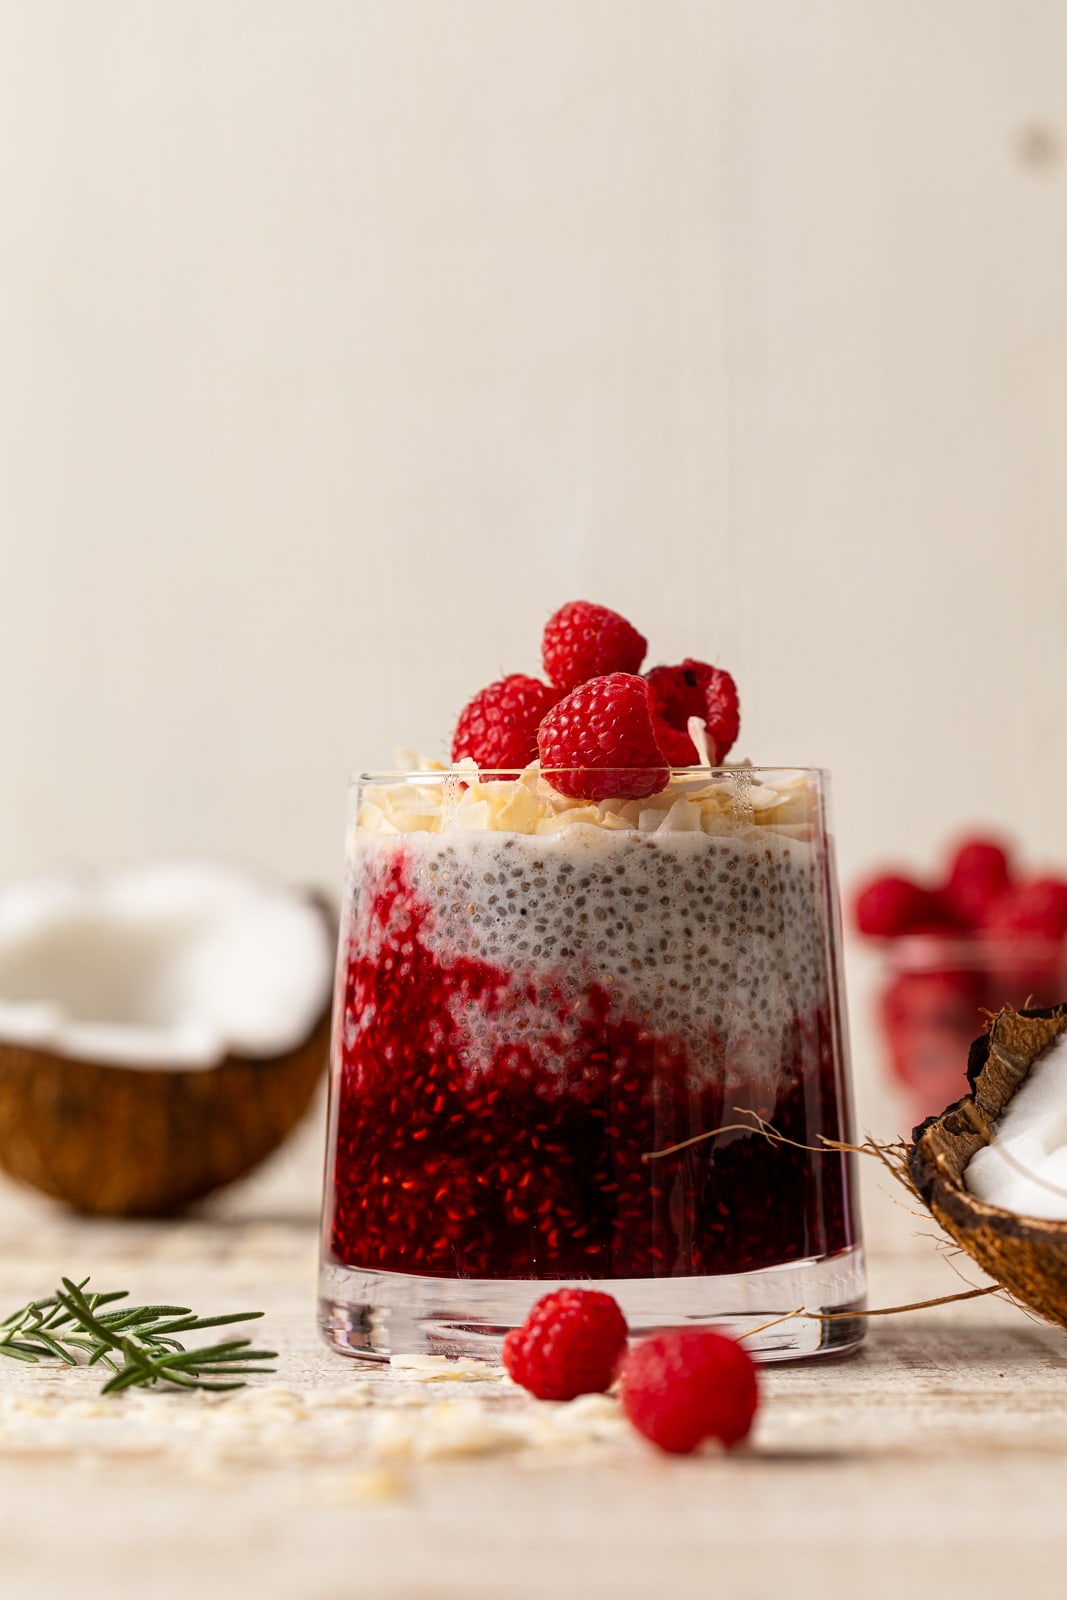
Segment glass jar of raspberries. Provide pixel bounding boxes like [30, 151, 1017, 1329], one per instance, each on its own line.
[854, 837, 1067, 1127]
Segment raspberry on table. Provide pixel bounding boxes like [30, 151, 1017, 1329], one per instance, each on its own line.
[451, 674, 559, 770]
[537, 673, 669, 802]
[618, 1329, 759, 1454]
[542, 601, 647, 692]
[502, 1288, 629, 1401]
[645, 659, 740, 765]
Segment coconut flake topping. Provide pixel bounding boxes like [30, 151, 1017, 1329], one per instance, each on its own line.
[966, 1032, 1067, 1219]
[0, 861, 333, 1070]
[358, 764, 817, 841]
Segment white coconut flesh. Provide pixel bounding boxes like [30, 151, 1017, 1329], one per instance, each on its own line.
[966, 1032, 1067, 1220]
[0, 862, 333, 1070]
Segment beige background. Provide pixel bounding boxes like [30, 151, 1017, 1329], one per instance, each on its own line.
[2, 1, 1066, 1132]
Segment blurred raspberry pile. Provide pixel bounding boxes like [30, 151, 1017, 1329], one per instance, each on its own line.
[853, 836, 1067, 1125]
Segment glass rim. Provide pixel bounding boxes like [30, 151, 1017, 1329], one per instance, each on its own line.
[353, 764, 830, 784]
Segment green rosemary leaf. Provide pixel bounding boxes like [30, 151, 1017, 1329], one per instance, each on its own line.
[1, 1277, 275, 1396]
[185, 1365, 277, 1378]
[148, 1311, 265, 1337]
[80, 1291, 128, 1310]
[85, 1346, 120, 1372]
[0, 1344, 41, 1364]
[100, 1306, 192, 1328]
[27, 1330, 79, 1366]
[99, 1366, 151, 1395]
[146, 1342, 251, 1369]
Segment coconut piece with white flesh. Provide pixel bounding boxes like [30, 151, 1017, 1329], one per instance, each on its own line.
[965, 1032, 1067, 1219]
[0, 860, 334, 1216]
[909, 1006, 1067, 1332]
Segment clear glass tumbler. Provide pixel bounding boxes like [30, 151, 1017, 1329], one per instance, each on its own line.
[319, 766, 865, 1362]
[876, 932, 1067, 1129]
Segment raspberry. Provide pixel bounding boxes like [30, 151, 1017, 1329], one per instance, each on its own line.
[942, 837, 1012, 929]
[537, 673, 669, 802]
[984, 877, 1067, 941]
[502, 1288, 629, 1401]
[853, 874, 953, 938]
[451, 675, 559, 769]
[619, 1329, 759, 1454]
[542, 601, 647, 692]
[879, 968, 981, 1105]
[645, 660, 740, 765]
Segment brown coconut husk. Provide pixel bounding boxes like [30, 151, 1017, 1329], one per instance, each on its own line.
[908, 1004, 1067, 1332]
[0, 900, 334, 1217]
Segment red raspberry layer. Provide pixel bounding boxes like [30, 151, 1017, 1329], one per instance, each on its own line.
[542, 601, 647, 692]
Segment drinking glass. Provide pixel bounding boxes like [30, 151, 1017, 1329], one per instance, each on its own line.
[876, 932, 1067, 1128]
[319, 767, 865, 1362]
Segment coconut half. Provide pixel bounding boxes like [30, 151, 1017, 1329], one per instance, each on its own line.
[908, 1005, 1067, 1331]
[0, 860, 335, 1215]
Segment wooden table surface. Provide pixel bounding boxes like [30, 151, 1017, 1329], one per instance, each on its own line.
[2, 1116, 1065, 1600]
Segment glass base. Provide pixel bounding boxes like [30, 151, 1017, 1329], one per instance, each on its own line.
[318, 1245, 866, 1365]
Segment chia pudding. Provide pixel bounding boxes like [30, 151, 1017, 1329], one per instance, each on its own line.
[322, 767, 859, 1282]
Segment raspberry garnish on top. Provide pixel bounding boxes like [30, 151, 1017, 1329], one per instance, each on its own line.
[618, 1329, 759, 1454]
[537, 673, 669, 802]
[645, 659, 740, 765]
[451, 674, 559, 770]
[502, 1288, 629, 1401]
[542, 601, 647, 692]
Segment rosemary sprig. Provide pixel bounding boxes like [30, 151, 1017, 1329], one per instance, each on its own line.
[0, 1276, 276, 1394]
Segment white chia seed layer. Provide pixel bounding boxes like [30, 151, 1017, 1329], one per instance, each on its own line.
[349, 822, 832, 1084]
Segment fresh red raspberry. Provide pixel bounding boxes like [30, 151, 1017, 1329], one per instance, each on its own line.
[537, 673, 669, 802]
[502, 1288, 629, 1402]
[651, 715, 706, 768]
[644, 659, 740, 765]
[878, 967, 982, 1108]
[984, 877, 1067, 941]
[542, 601, 647, 692]
[619, 1329, 759, 1454]
[451, 674, 559, 769]
[853, 874, 954, 938]
[942, 837, 1013, 928]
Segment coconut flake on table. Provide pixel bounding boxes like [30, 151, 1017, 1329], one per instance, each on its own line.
[0, 860, 333, 1070]
[966, 1032, 1067, 1219]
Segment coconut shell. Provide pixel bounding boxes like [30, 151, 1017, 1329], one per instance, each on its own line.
[0, 897, 335, 1217]
[908, 1004, 1067, 1331]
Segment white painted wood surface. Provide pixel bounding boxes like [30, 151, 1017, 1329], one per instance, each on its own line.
[1, 1, 1066, 901]
[1, 1149, 1066, 1600]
